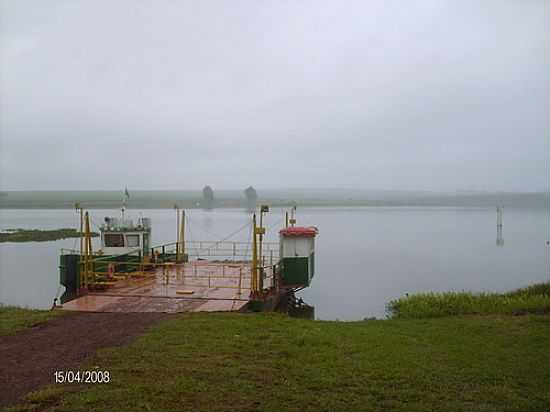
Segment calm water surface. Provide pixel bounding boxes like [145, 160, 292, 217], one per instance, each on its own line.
[1, 207, 548, 320]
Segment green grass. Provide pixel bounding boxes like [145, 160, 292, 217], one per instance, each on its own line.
[0, 306, 64, 336]
[388, 282, 550, 319]
[0, 228, 98, 243]
[18, 312, 550, 412]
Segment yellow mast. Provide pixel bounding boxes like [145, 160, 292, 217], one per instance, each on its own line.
[175, 205, 180, 261]
[258, 208, 263, 284]
[83, 211, 93, 288]
[251, 213, 258, 294]
[75, 203, 84, 288]
[180, 209, 185, 261]
[255, 205, 269, 293]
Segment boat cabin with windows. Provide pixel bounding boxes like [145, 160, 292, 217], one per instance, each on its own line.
[100, 216, 152, 256]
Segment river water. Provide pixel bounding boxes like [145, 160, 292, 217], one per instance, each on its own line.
[1, 207, 548, 320]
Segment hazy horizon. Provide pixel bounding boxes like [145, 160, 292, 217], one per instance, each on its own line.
[1, 187, 549, 194]
[1, 1, 549, 192]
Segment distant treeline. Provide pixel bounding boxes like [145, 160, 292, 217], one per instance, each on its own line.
[0, 190, 548, 209]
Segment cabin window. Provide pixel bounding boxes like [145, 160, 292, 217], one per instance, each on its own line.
[104, 233, 124, 247]
[126, 234, 140, 247]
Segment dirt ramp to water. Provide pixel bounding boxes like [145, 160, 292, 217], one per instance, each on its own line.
[0, 311, 168, 408]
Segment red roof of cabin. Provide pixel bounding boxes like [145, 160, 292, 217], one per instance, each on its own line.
[279, 226, 318, 237]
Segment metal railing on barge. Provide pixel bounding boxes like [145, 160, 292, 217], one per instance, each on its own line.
[59, 239, 280, 301]
[150, 240, 278, 261]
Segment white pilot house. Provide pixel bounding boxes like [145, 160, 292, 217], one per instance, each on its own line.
[100, 216, 152, 257]
[278, 226, 318, 287]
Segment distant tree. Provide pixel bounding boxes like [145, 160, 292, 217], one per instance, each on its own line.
[244, 186, 257, 211]
[202, 185, 215, 209]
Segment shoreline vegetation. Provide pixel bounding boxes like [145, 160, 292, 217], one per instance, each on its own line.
[1, 189, 549, 209]
[0, 228, 99, 243]
[388, 282, 550, 318]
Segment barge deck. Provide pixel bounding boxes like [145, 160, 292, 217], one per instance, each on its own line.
[61, 262, 255, 313]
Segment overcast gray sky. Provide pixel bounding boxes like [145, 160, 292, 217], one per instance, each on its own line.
[1, 0, 549, 192]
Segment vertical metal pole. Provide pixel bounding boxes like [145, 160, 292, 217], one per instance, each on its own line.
[175, 206, 180, 261]
[252, 214, 257, 295]
[181, 210, 185, 260]
[77, 205, 84, 289]
[496, 207, 504, 246]
[82, 210, 87, 290]
[84, 211, 88, 288]
[84, 211, 93, 287]
[258, 209, 265, 293]
[285, 211, 289, 228]
[238, 266, 242, 296]
[258, 210, 263, 277]
[79, 208, 83, 256]
[88, 216, 93, 284]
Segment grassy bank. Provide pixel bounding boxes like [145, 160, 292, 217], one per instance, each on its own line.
[388, 282, 550, 319]
[9, 312, 550, 411]
[0, 306, 64, 336]
[0, 228, 98, 243]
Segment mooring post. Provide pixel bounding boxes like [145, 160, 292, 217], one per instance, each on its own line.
[496, 206, 504, 246]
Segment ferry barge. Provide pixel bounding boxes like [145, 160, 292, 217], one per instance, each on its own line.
[59, 206, 318, 314]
